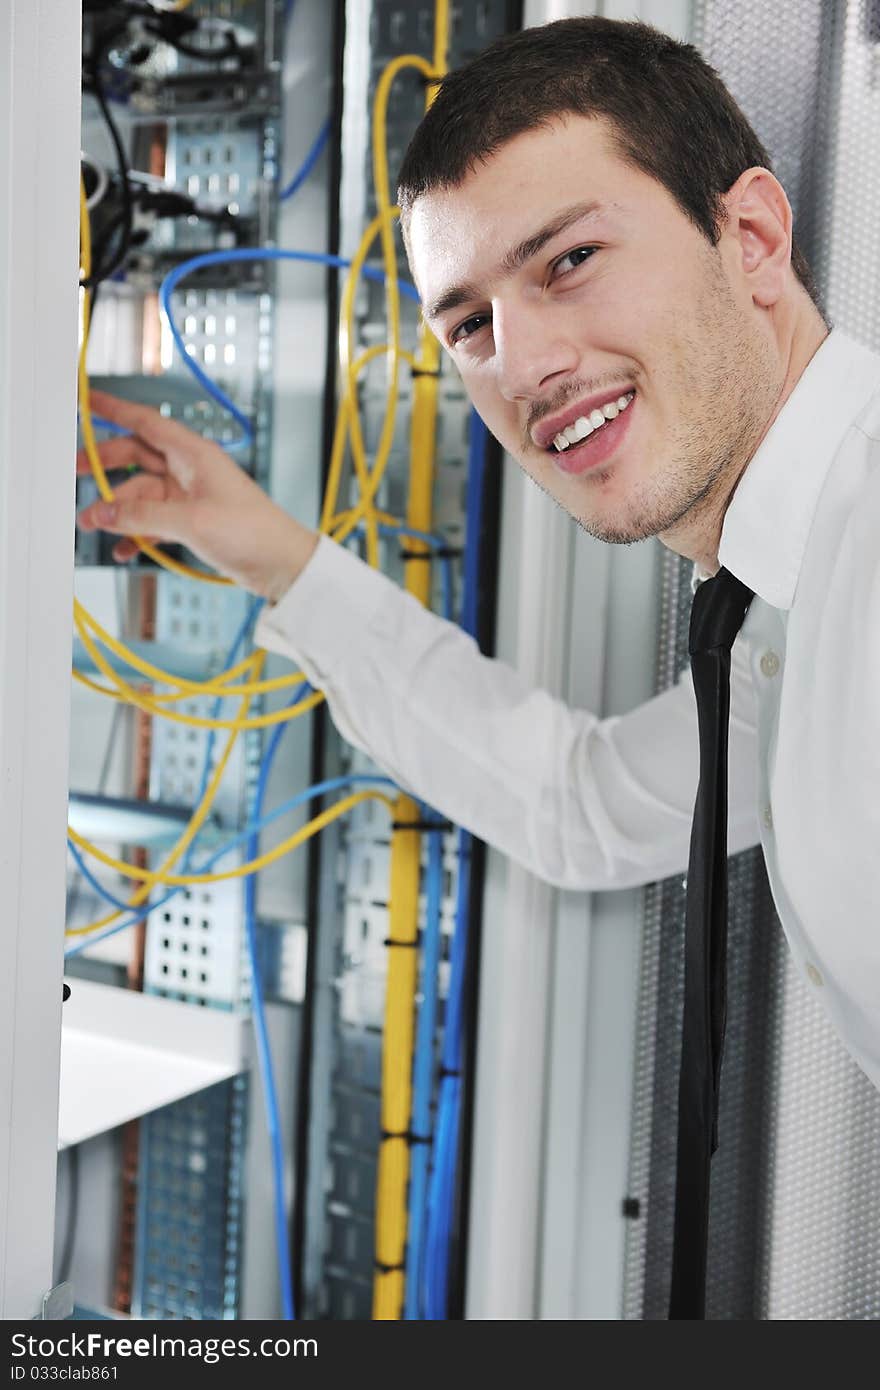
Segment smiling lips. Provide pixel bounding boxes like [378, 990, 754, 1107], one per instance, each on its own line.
[531, 387, 636, 453]
[549, 390, 635, 453]
[538, 387, 637, 477]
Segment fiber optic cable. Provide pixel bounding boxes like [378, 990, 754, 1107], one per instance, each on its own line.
[244, 678, 307, 1321]
[65, 774, 396, 956]
[76, 7, 465, 1321]
[423, 412, 490, 1317]
[74, 76, 430, 1324]
[157, 249, 420, 450]
[72, 612, 324, 730]
[182, 595, 263, 869]
[67, 594, 260, 925]
[71, 506, 446, 705]
[400, 532, 455, 1320]
[372, 0, 450, 1321]
[279, 119, 329, 202]
[73, 599, 307, 698]
[236, 517, 453, 1321]
[79, 213, 420, 696]
[65, 661, 256, 937]
[403, 819, 444, 1319]
[401, 530, 455, 1319]
[66, 838, 133, 916]
[68, 522, 451, 898]
[68, 785, 396, 889]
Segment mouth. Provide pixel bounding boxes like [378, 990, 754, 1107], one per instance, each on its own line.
[542, 389, 636, 476]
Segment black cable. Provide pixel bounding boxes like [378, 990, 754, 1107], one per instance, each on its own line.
[82, 25, 134, 289]
[155, 30, 243, 65]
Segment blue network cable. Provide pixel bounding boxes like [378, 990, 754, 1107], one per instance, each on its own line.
[404, 816, 445, 1319]
[182, 595, 264, 872]
[244, 678, 304, 1321]
[66, 596, 260, 916]
[158, 249, 420, 447]
[403, 527, 455, 1317]
[68, 526, 453, 939]
[66, 837, 132, 914]
[65, 772, 396, 959]
[280, 120, 330, 202]
[422, 409, 489, 1318]
[72, 121, 438, 1320]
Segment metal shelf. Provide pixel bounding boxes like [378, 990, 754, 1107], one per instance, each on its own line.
[58, 979, 248, 1150]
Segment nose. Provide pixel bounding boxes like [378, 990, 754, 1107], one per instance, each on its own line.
[493, 297, 580, 402]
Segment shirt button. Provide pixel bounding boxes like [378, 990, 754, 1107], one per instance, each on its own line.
[806, 963, 824, 988]
[759, 649, 780, 678]
[762, 804, 773, 830]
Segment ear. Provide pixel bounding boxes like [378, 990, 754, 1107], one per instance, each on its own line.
[720, 168, 792, 308]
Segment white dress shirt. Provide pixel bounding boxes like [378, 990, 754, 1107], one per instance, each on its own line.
[255, 327, 880, 1089]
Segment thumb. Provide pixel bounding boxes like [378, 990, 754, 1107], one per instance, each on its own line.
[84, 496, 190, 544]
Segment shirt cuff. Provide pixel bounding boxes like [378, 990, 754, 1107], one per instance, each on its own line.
[253, 533, 394, 685]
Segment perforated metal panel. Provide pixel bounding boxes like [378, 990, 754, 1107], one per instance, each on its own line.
[623, 0, 880, 1322]
[131, 1077, 249, 1320]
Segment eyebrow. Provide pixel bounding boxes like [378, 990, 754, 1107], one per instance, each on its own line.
[424, 200, 607, 323]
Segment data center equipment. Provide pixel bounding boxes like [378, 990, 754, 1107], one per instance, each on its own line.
[0, 0, 878, 1322]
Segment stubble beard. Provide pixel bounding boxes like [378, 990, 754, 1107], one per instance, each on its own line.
[562, 257, 782, 549]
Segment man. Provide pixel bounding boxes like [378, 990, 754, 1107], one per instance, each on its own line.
[78, 17, 880, 1090]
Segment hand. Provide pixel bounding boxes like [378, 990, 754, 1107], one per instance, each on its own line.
[76, 390, 319, 601]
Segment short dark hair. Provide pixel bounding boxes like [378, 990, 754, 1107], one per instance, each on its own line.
[397, 16, 822, 312]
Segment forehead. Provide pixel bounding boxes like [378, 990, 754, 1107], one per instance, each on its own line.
[406, 115, 654, 303]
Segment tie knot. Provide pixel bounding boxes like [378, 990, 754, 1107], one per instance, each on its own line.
[688, 566, 755, 656]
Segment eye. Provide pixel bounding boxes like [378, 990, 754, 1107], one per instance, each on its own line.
[449, 312, 491, 347]
[551, 245, 597, 279]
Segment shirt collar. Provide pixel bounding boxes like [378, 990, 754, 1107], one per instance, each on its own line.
[698, 328, 880, 609]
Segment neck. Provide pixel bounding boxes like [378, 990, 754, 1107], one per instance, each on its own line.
[666, 299, 829, 575]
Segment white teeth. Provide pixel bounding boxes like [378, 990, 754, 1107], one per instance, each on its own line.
[550, 391, 634, 451]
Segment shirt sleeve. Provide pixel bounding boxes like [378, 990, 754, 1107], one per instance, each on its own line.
[254, 534, 761, 892]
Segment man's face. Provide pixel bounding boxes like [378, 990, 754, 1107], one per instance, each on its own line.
[408, 116, 781, 555]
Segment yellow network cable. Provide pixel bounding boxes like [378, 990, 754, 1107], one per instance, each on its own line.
[373, 0, 450, 1322]
[74, 0, 463, 1329]
[67, 660, 259, 936]
[73, 185, 246, 934]
[320, 64, 433, 561]
[70, 104, 421, 921]
[77, 25, 459, 1327]
[78, 225, 231, 587]
[69, 786, 396, 890]
[73, 606, 323, 731]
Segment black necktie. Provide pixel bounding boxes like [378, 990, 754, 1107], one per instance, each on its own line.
[668, 565, 754, 1320]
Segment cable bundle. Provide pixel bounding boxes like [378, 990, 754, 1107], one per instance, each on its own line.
[72, 0, 472, 1325]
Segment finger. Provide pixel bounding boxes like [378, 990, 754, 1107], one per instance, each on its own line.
[88, 389, 205, 456]
[76, 433, 165, 478]
[77, 473, 167, 530]
[111, 535, 162, 563]
[77, 491, 191, 546]
[111, 538, 141, 563]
